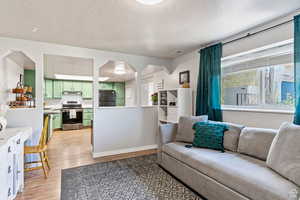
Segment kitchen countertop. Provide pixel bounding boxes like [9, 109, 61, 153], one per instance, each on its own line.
[0, 127, 32, 149]
[44, 109, 61, 115]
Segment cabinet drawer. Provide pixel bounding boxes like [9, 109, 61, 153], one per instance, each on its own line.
[83, 109, 93, 113]
[83, 120, 92, 127]
[53, 114, 62, 129]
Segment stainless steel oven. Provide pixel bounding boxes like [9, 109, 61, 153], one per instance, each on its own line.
[62, 102, 83, 131]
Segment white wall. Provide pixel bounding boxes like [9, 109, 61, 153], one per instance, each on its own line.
[168, 11, 299, 129]
[223, 110, 293, 129]
[125, 79, 137, 107]
[171, 50, 200, 90]
[0, 50, 25, 104]
[0, 50, 8, 104]
[93, 107, 158, 157]
[222, 12, 295, 57]
[5, 58, 24, 102]
[44, 54, 93, 79]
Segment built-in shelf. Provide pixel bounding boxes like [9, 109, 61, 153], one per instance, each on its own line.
[158, 88, 192, 124]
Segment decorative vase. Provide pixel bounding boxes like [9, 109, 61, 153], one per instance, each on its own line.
[0, 105, 9, 133]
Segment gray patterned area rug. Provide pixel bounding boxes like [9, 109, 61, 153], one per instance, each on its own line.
[61, 154, 202, 200]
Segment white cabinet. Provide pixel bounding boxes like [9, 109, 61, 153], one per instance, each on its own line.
[0, 145, 8, 200]
[0, 127, 32, 200]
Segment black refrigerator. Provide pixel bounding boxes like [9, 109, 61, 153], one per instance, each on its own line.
[99, 90, 117, 107]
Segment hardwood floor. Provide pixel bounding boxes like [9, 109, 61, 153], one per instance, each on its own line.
[16, 128, 157, 200]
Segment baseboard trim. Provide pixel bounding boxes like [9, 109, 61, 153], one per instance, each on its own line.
[92, 144, 158, 158]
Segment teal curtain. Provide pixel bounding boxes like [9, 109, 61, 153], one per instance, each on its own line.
[196, 43, 223, 121]
[294, 15, 300, 125]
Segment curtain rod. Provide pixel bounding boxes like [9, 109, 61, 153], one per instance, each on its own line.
[223, 19, 294, 46]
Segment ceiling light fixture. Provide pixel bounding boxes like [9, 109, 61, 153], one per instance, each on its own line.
[54, 74, 109, 81]
[136, 0, 163, 5]
[32, 27, 39, 33]
[114, 61, 126, 75]
[98, 77, 109, 81]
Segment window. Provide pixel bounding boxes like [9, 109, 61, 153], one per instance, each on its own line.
[221, 40, 294, 110]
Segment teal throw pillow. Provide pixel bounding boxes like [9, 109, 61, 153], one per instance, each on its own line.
[192, 121, 228, 152]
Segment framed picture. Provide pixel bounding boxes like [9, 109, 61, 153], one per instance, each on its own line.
[179, 70, 190, 84]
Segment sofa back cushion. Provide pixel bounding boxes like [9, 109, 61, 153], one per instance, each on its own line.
[267, 122, 300, 186]
[175, 115, 208, 143]
[210, 121, 244, 152]
[224, 122, 245, 152]
[237, 127, 277, 160]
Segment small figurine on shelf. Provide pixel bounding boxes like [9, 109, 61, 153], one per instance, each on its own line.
[151, 93, 158, 105]
[182, 81, 190, 88]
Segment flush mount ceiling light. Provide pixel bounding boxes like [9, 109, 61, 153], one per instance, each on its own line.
[114, 61, 126, 75]
[98, 77, 109, 81]
[54, 74, 109, 81]
[136, 0, 163, 5]
[32, 27, 39, 32]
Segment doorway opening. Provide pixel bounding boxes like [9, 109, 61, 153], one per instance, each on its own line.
[98, 60, 137, 107]
[43, 54, 94, 153]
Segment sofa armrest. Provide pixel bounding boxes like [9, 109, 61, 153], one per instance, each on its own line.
[158, 123, 178, 150]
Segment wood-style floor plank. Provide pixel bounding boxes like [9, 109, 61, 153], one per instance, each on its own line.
[16, 128, 157, 200]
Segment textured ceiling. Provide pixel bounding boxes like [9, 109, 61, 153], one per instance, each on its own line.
[0, 0, 299, 58]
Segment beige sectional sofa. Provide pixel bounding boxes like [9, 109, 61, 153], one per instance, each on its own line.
[158, 118, 299, 200]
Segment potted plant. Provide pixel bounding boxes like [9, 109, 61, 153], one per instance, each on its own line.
[0, 104, 9, 133]
[151, 93, 158, 105]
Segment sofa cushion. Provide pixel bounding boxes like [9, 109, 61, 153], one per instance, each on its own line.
[175, 115, 208, 143]
[192, 121, 228, 152]
[163, 142, 298, 200]
[210, 121, 244, 152]
[237, 127, 277, 160]
[267, 122, 300, 186]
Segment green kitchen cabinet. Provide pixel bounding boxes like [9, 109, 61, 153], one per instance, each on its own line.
[62, 80, 84, 93]
[83, 109, 93, 127]
[43, 79, 124, 100]
[82, 82, 93, 99]
[44, 79, 53, 99]
[63, 81, 73, 91]
[83, 120, 92, 127]
[113, 83, 125, 106]
[24, 69, 36, 97]
[53, 80, 63, 98]
[113, 82, 125, 99]
[53, 113, 62, 129]
[99, 82, 113, 90]
[73, 81, 83, 92]
[116, 98, 125, 106]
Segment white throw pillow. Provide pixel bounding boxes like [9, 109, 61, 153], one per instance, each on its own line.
[175, 115, 208, 143]
[267, 122, 300, 186]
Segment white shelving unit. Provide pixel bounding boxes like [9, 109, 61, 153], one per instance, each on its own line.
[158, 88, 193, 124]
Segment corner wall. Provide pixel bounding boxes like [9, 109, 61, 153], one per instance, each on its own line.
[0, 37, 172, 157]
